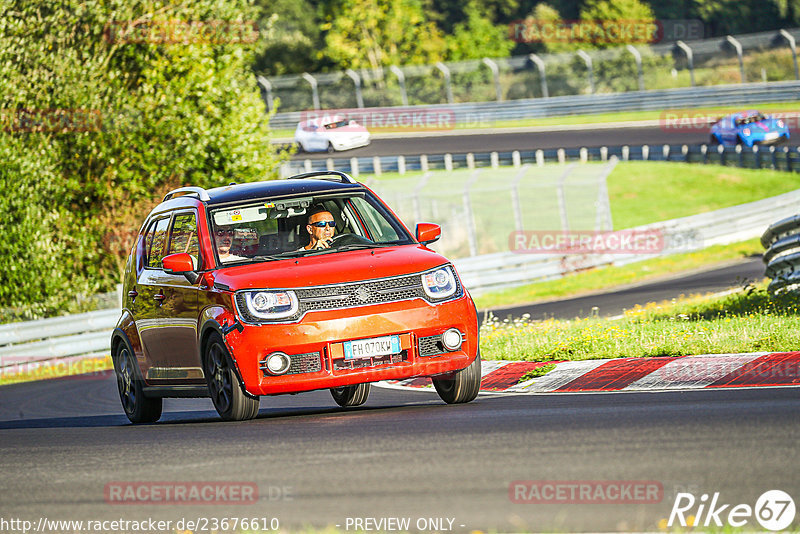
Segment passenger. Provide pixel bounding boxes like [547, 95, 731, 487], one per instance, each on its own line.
[215, 228, 246, 262]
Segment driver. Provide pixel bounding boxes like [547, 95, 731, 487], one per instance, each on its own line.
[301, 208, 336, 250]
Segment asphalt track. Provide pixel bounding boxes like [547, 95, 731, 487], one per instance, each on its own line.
[1, 258, 797, 532]
[486, 256, 767, 320]
[1, 375, 799, 532]
[288, 125, 800, 160]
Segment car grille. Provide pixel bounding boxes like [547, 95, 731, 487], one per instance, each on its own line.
[259, 352, 321, 377]
[418, 334, 446, 357]
[333, 351, 408, 371]
[235, 267, 463, 324]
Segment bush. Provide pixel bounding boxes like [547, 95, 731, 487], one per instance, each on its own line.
[0, 1, 288, 317]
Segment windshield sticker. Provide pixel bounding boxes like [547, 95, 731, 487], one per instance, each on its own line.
[213, 206, 268, 226]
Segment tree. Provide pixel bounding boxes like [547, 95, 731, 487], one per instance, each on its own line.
[0, 0, 288, 315]
[446, 1, 515, 60]
[321, 0, 448, 70]
[252, 0, 331, 76]
[578, 0, 656, 49]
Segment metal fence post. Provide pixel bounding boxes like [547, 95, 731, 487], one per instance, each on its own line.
[389, 66, 409, 106]
[412, 172, 431, 223]
[528, 54, 548, 98]
[435, 62, 454, 104]
[577, 50, 595, 94]
[626, 45, 645, 91]
[676, 41, 695, 87]
[726, 36, 746, 83]
[482, 58, 503, 102]
[779, 30, 799, 80]
[595, 157, 617, 231]
[256, 76, 274, 112]
[301, 72, 320, 110]
[463, 171, 481, 256]
[557, 164, 576, 232]
[345, 69, 365, 108]
[511, 165, 528, 232]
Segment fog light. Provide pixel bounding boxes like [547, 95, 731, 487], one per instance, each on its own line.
[264, 352, 291, 375]
[441, 328, 463, 351]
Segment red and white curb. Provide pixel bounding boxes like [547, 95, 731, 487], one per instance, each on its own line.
[382, 352, 800, 393]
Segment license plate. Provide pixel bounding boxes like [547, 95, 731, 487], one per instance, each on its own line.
[344, 335, 401, 360]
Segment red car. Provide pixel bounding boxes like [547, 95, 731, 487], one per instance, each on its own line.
[111, 171, 481, 422]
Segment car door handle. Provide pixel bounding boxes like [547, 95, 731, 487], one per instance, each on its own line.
[153, 293, 166, 302]
[128, 290, 138, 298]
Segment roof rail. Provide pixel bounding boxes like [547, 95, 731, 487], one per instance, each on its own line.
[163, 186, 211, 202]
[287, 170, 357, 184]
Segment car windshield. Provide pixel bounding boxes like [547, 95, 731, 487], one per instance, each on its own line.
[209, 191, 414, 264]
[324, 119, 351, 129]
[736, 113, 766, 125]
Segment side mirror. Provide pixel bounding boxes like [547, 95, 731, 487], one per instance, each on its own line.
[162, 253, 200, 284]
[415, 223, 441, 245]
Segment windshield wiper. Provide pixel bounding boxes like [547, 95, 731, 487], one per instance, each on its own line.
[252, 250, 308, 261]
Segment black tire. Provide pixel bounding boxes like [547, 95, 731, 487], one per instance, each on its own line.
[709, 134, 719, 145]
[330, 383, 370, 407]
[114, 341, 162, 424]
[203, 333, 259, 421]
[326, 142, 335, 154]
[432, 351, 482, 404]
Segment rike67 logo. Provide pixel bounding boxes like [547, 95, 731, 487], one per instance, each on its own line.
[668, 490, 796, 531]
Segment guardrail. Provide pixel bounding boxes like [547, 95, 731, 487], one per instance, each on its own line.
[269, 80, 800, 131]
[282, 141, 800, 177]
[0, 309, 116, 371]
[762, 214, 800, 293]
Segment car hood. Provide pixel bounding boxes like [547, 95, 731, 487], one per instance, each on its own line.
[740, 120, 784, 135]
[213, 244, 450, 291]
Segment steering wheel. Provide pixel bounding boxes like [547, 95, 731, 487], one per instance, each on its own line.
[326, 233, 372, 247]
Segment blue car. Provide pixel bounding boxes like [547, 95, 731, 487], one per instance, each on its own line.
[710, 110, 790, 147]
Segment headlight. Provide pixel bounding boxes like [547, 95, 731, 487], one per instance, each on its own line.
[422, 266, 457, 300]
[244, 291, 298, 319]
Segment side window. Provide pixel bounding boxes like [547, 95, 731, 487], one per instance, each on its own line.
[147, 217, 170, 269]
[136, 222, 156, 272]
[348, 197, 402, 242]
[167, 212, 200, 269]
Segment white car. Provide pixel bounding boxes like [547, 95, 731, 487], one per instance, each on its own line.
[294, 115, 371, 153]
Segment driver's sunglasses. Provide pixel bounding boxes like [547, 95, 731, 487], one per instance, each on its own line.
[310, 220, 336, 228]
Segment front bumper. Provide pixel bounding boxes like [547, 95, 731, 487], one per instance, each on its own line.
[224, 296, 478, 396]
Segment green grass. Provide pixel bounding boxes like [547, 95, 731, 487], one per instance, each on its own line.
[0, 355, 113, 386]
[371, 161, 789, 310]
[480, 282, 800, 362]
[474, 238, 764, 310]
[607, 162, 800, 230]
